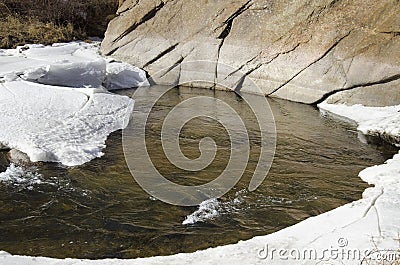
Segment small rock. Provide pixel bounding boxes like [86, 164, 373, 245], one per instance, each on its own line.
[7, 149, 32, 165]
[0, 142, 8, 150]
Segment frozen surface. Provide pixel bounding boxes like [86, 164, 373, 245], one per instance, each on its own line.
[37, 59, 107, 88]
[0, 42, 148, 166]
[0, 80, 134, 166]
[0, 42, 149, 89]
[318, 102, 400, 146]
[1, 101, 399, 264]
[105, 61, 149, 90]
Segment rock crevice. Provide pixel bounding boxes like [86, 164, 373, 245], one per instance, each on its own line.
[113, 1, 165, 43]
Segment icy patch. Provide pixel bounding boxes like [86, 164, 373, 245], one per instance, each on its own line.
[0, 42, 149, 90]
[21, 67, 47, 81]
[105, 61, 150, 89]
[318, 102, 400, 146]
[37, 59, 107, 88]
[0, 41, 148, 166]
[0, 80, 134, 166]
[183, 199, 221, 225]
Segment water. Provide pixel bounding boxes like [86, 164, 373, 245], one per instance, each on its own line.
[0, 87, 397, 259]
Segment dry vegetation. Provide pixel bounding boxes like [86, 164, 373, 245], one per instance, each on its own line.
[0, 0, 118, 48]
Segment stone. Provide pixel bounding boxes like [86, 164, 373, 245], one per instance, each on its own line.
[326, 80, 400, 107]
[7, 149, 32, 165]
[0, 142, 8, 150]
[102, 0, 400, 106]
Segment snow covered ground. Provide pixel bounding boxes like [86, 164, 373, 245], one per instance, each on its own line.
[0, 42, 148, 166]
[1, 95, 399, 264]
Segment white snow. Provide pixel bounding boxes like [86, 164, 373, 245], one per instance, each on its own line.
[0, 42, 149, 89]
[38, 59, 107, 88]
[0, 80, 133, 166]
[105, 61, 149, 90]
[0, 42, 150, 166]
[318, 102, 400, 146]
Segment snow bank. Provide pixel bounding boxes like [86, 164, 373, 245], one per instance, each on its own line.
[318, 102, 400, 146]
[0, 42, 149, 89]
[0, 42, 149, 166]
[0, 80, 133, 166]
[105, 61, 149, 90]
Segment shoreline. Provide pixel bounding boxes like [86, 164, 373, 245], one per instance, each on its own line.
[1, 99, 399, 265]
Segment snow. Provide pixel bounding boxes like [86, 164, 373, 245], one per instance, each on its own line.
[105, 61, 149, 90]
[318, 102, 400, 146]
[38, 59, 107, 88]
[0, 80, 133, 166]
[0, 42, 149, 89]
[0, 42, 149, 166]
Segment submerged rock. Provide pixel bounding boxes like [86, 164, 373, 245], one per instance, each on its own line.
[7, 149, 32, 166]
[102, 0, 400, 106]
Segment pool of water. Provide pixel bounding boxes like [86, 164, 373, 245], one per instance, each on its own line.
[0, 87, 397, 259]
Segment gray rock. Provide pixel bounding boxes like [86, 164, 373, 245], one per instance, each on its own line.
[7, 149, 32, 165]
[0, 142, 9, 150]
[326, 80, 400, 107]
[102, 0, 400, 106]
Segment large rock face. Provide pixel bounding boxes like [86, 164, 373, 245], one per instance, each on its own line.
[102, 0, 400, 105]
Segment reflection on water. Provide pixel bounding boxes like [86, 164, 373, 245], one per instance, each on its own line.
[0, 87, 397, 259]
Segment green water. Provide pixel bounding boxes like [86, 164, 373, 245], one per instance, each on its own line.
[0, 87, 397, 259]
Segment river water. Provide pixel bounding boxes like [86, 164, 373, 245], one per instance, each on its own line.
[0, 87, 397, 259]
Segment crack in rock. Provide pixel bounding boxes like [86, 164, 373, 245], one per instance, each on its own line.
[142, 43, 179, 68]
[152, 56, 184, 82]
[377, 31, 400, 36]
[217, 0, 253, 40]
[227, 41, 306, 91]
[215, 0, 253, 83]
[268, 31, 352, 96]
[314, 73, 400, 105]
[113, 1, 165, 43]
[117, 0, 140, 15]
